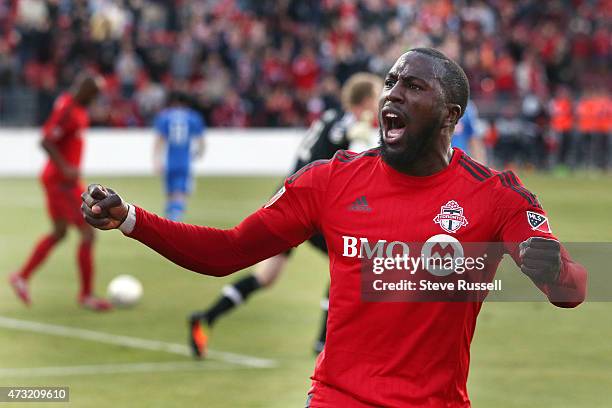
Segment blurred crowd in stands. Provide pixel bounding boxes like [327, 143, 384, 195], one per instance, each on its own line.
[483, 85, 610, 171]
[0, 0, 610, 169]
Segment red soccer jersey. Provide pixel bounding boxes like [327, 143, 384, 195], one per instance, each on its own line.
[126, 148, 586, 407]
[41, 93, 89, 184]
[259, 148, 584, 407]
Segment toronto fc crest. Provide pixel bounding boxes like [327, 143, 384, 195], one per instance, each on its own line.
[433, 200, 468, 233]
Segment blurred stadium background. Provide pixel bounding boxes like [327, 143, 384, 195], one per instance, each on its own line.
[0, 0, 611, 407]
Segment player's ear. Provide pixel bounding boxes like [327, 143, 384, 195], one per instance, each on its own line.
[443, 103, 462, 128]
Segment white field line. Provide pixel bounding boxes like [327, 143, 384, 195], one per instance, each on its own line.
[0, 316, 277, 369]
[0, 361, 241, 378]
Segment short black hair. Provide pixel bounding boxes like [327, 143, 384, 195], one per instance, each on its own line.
[410, 47, 469, 118]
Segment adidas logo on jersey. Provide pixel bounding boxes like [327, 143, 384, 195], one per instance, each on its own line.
[349, 196, 372, 212]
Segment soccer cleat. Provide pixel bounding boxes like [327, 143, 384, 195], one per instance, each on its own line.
[78, 295, 113, 312]
[9, 273, 31, 306]
[189, 313, 210, 359]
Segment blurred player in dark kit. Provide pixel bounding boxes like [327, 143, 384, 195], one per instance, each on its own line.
[188, 73, 382, 357]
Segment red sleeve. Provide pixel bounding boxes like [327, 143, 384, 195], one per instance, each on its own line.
[126, 160, 330, 277]
[127, 207, 294, 276]
[497, 172, 587, 307]
[42, 95, 72, 142]
[258, 160, 329, 244]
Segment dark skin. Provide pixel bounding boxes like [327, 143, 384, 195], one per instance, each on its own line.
[377, 51, 561, 283]
[80, 51, 562, 286]
[520, 237, 561, 284]
[378, 52, 461, 176]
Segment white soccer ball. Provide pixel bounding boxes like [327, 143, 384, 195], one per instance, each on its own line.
[107, 275, 143, 307]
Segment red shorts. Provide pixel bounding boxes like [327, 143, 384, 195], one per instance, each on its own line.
[42, 179, 85, 226]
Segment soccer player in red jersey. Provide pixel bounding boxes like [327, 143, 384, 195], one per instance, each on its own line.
[81, 48, 587, 406]
[9, 75, 112, 311]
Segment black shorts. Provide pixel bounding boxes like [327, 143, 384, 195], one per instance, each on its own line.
[284, 232, 328, 256]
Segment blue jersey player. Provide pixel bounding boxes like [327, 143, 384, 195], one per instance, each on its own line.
[451, 100, 486, 162]
[153, 92, 205, 221]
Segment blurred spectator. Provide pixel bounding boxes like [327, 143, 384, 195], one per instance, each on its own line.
[135, 79, 165, 124]
[549, 86, 575, 168]
[115, 40, 141, 99]
[575, 87, 599, 169]
[0, 39, 17, 88]
[482, 118, 498, 165]
[494, 105, 525, 169]
[211, 89, 248, 127]
[592, 87, 611, 170]
[292, 46, 320, 93]
[521, 93, 549, 169]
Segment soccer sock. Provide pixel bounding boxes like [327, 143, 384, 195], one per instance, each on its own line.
[204, 274, 262, 327]
[19, 235, 59, 280]
[77, 241, 94, 298]
[165, 199, 186, 222]
[315, 286, 330, 352]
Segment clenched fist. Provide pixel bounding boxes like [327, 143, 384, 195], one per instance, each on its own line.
[519, 237, 561, 284]
[81, 184, 129, 230]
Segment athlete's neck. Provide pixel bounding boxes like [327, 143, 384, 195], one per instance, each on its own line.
[385, 147, 454, 177]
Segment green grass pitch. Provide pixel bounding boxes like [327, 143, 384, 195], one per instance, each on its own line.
[0, 173, 611, 407]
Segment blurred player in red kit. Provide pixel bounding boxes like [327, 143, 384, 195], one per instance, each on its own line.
[9, 75, 112, 311]
[81, 49, 587, 406]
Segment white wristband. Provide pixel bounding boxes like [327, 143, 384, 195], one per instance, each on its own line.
[119, 204, 136, 235]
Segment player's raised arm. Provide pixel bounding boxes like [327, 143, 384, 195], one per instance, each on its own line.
[516, 237, 587, 308]
[497, 174, 587, 308]
[81, 168, 325, 277]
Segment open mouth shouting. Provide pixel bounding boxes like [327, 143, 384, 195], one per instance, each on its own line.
[381, 107, 407, 145]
